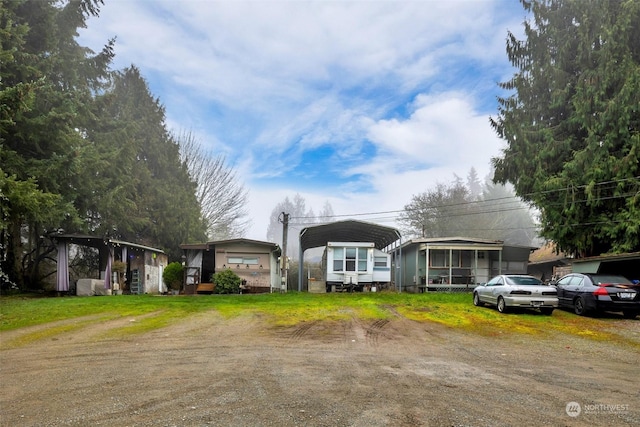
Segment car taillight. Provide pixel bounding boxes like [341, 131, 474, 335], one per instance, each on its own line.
[593, 286, 609, 296]
[510, 290, 531, 295]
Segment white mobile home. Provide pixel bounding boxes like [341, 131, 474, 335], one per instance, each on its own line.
[322, 242, 391, 292]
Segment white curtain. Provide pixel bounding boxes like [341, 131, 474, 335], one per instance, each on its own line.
[104, 246, 113, 289]
[186, 250, 202, 284]
[56, 241, 69, 292]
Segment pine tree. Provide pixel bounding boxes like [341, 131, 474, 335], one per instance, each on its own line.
[0, 0, 113, 289]
[490, 0, 640, 256]
[87, 67, 207, 259]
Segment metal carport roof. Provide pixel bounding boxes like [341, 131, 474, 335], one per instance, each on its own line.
[297, 220, 402, 291]
[299, 220, 401, 253]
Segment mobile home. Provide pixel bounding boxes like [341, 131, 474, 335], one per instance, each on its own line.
[322, 242, 391, 292]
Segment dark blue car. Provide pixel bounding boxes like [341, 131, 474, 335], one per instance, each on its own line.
[555, 273, 640, 319]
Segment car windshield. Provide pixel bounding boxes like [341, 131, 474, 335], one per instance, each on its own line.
[590, 275, 632, 285]
[506, 276, 542, 286]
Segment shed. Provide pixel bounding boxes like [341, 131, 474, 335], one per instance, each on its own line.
[571, 252, 640, 281]
[53, 234, 168, 295]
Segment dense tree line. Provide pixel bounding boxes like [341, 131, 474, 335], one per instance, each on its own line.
[491, 0, 640, 257]
[0, 0, 243, 290]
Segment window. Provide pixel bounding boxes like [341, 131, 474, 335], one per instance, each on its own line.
[569, 276, 584, 286]
[374, 256, 387, 268]
[332, 247, 369, 272]
[227, 256, 259, 265]
[345, 248, 356, 271]
[506, 276, 542, 286]
[487, 276, 503, 286]
[557, 276, 572, 286]
[333, 248, 343, 271]
[430, 250, 460, 267]
[358, 248, 368, 272]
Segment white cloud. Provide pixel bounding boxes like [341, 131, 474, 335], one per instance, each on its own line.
[366, 92, 500, 169]
[78, 0, 524, 242]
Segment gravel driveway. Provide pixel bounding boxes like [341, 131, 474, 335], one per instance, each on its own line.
[1, 309, 638, 426]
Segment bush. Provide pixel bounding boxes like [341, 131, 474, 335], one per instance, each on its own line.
[163, 262, 184, 291]
[212, 269, 241, 294]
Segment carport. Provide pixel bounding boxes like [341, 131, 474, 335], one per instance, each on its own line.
[572, 252, 640, 281]
[297, 220, 402, 291]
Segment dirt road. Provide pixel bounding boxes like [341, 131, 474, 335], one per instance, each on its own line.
[1, 310, 638, 426]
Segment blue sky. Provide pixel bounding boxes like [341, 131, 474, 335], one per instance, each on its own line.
[79, 0, 528, 241]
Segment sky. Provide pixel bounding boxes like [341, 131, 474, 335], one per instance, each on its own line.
[78, 0, 529, 242]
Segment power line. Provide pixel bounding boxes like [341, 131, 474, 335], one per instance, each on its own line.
[288, 176, 639, 222]
[289, 191, 635, 227]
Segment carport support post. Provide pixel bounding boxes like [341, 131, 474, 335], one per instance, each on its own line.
[280, 212, 289, 291]
[298, 244, 304, 292]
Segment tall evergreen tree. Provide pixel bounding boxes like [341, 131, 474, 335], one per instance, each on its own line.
[490, 0, 640, 257]
[466, 167, 483, 200]
[87, 67, 207, 259]
[1, 0, 113, 289]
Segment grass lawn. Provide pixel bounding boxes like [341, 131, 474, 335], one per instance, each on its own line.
[1, 292, 637, 348]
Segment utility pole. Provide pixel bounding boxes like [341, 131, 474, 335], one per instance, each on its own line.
[279, 212, 289, 292]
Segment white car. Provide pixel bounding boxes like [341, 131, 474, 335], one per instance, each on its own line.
[473, 274, 558, 315]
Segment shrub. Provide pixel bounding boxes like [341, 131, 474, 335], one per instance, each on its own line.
[212, 269, 241, 294]
[163, 262, 184, 291]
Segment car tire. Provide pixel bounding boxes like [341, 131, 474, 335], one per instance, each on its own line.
[473, 292, 483, 307]
[574, 296, 588, 316]
[540, 307, 554, 315]
[497, 296, 508, 313]
[622, 311, 638, 319]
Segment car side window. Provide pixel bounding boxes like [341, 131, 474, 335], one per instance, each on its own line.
[495, 277, 504, 286]
[569, 276, 583, 287]
[557, 276, 572, 286]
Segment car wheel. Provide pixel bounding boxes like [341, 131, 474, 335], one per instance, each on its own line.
[622, 311, 638, 319]
[540, 307, 554, 316]
[473, 292, 483, 307]
[574, 296, 588, 316]
[497, 296, 508, 313]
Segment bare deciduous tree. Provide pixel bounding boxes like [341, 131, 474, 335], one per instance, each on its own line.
[176, 130, 250, 240]
[266, 195, 334, 260]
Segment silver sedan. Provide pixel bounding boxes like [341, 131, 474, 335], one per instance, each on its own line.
[473, 274, 558, 315]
